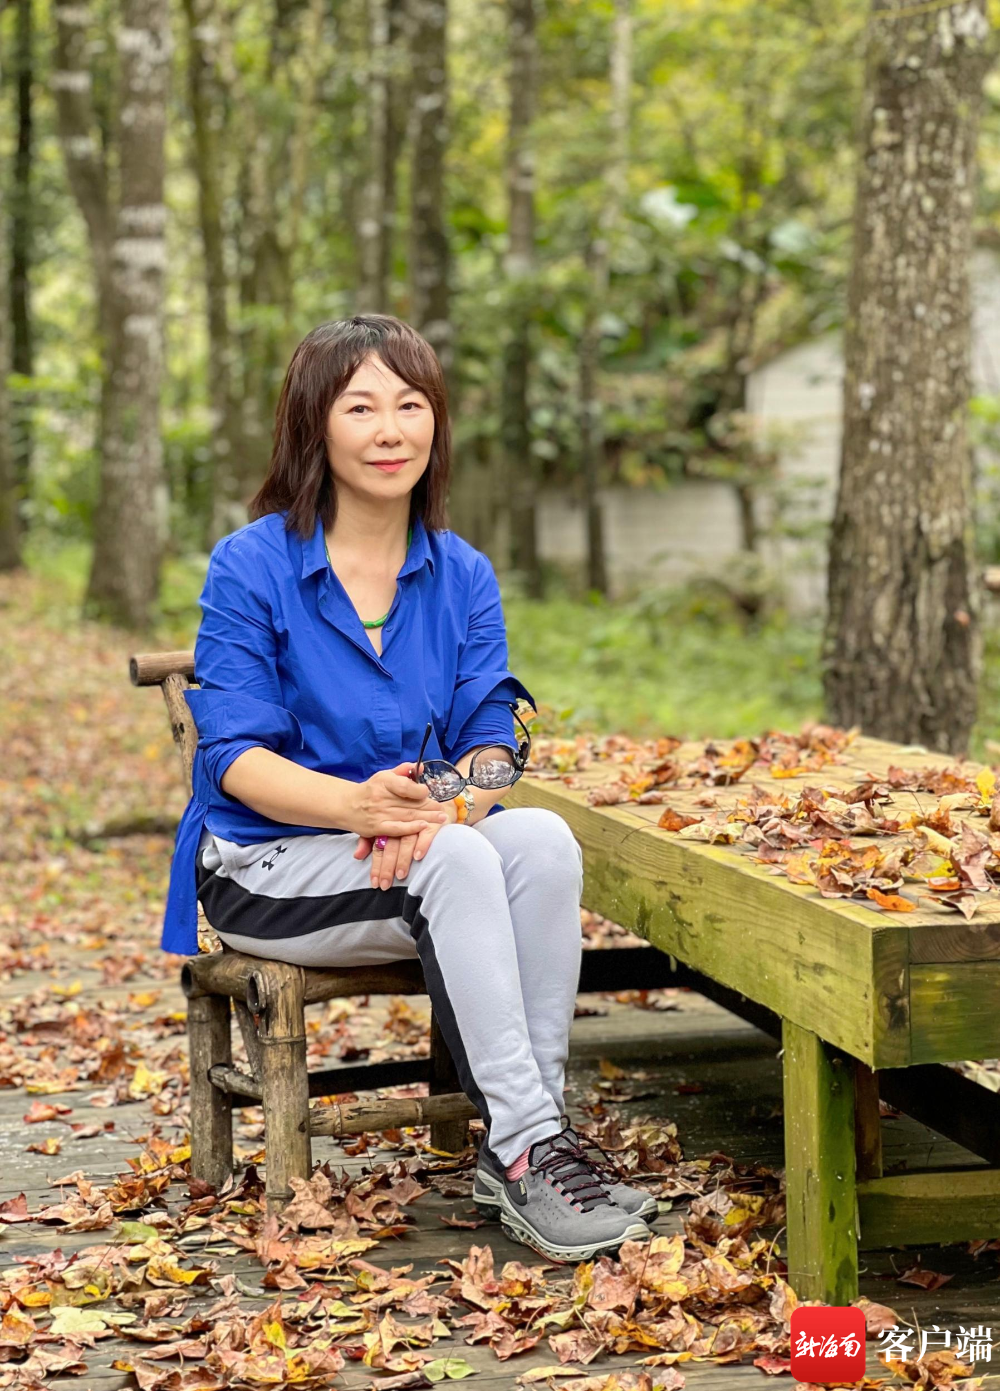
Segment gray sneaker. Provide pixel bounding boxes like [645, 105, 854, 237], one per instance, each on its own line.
[480, 1129, 651, 1263]
[474, 1129, 659, 1224]
[561, 1123, 660, 1223]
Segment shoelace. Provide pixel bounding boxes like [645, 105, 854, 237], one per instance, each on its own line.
[533, 1132, 613, 1212]
[562, 1126, 628, 1189]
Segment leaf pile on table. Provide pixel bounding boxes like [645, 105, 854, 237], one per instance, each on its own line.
[534, 722, 1000, 922]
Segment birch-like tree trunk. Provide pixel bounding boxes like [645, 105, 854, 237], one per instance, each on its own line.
[578, 0, 630, 596]
[407, 0, 452, 385]
[183, 0, 245, 543]
[502, 0, 541, 595]
[823, 0, 994, 754]
[54, 0, 171, 627]
[87, 0, 170, 626]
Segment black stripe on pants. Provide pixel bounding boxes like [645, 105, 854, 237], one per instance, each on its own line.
[196, 861, 493, 1134]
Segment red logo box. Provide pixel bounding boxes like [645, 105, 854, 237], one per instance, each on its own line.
[790, 1305, 866, 1385]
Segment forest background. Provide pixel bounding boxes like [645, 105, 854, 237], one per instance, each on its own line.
[3, 0, 1000, 752]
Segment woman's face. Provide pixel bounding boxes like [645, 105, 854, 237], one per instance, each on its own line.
[325, 353, 434, 504]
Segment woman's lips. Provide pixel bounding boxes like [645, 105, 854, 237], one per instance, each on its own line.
[369, 461, 407, 472]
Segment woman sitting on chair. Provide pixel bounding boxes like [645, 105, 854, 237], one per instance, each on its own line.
[161, 314, 655, 1262]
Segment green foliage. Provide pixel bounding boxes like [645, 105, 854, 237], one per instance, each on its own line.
[26, 542, 1000, 761]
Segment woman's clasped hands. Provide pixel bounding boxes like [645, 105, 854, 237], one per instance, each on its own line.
[350, 762, 454, 889]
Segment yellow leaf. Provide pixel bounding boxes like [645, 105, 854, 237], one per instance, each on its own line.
[128, 991, 160, 1009]
[128, 1063, 167, 1100]
[17, 1287, 51, 1308]
[26, 1137, 62, 1156]
[144, 1259, 206, 1286]
[914, 826, 955, 857]
[263, 1320, 287, 1350]
[977, 767, 996, 804]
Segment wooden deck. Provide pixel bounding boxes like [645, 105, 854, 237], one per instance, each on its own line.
[2, 940, 1000, 1388]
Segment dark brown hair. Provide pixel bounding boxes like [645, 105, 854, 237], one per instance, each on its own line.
[248, 315, 452, 539]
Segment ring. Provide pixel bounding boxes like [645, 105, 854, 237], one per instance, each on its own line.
[374, 836, 387, 851]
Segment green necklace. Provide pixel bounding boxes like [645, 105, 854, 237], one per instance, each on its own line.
[324, 525, 412, 629]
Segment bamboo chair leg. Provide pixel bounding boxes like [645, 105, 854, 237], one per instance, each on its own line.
[187, 992, 233, 1188]
[249, 964, 312, 1212]
[234, 999, 265, 1082]
[429, 1010, 469, 1153]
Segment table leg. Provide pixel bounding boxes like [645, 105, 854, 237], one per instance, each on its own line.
[782, 1018, 859, 1302]
[853, 1060, 883, 1182]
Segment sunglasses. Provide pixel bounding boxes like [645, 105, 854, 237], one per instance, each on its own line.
[409, 701, 533, 801]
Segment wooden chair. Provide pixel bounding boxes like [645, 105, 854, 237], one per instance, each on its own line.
[131, 650, 477, 1212]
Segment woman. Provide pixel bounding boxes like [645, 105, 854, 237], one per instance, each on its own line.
[162, 314, 655, 1262]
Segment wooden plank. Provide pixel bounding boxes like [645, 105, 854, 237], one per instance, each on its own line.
[781, 1019, 859, 1303]
[910, 963, 1000, 1063]
[858, 1167, 1000, 1247]
[908, 922, 1000, 963]
[506, 777, 911, 1067]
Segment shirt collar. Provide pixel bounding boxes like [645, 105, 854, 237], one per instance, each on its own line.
[299, 511, 435, 581]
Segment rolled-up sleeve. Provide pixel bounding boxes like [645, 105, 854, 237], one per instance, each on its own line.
[443, 553, 537, 763]
[186, 539, 304, 800]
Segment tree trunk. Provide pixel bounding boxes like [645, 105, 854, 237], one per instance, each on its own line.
[502, 0, 542, 597]
[358, 0, 392, 313]
[578, 262, 608, 596]
[53, 3, 114, 334]
[236, 1, 321, 497]
[84, 0, 171, 628]
[407, 0, 453, 389]
[5, 0, 34, 568]
[182, 0, 245, 545]
[0, 231, 16, 571]
[823, 0, 993, 754]
[578, 0, 630, 597]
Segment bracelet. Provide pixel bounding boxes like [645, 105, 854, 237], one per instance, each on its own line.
[452, 795, 468, 824]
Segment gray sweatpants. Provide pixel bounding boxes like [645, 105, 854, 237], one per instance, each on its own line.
[195, 807, 585, 1163]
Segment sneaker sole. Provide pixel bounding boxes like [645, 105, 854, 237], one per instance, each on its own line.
[474, 1167, 659, 1225]
[497, 1193, 651, 1264]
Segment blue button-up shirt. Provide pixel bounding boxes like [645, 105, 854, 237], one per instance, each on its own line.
[161, 510, 537, 954]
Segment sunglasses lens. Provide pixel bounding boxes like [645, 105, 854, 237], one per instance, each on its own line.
[470, 746, 517, 789]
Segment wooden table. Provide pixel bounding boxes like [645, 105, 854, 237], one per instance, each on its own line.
[506, 733, 1000, 1303]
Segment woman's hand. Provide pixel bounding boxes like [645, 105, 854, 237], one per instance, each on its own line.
[349, 762, 450, 840]
[355, 809, 454, 888]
